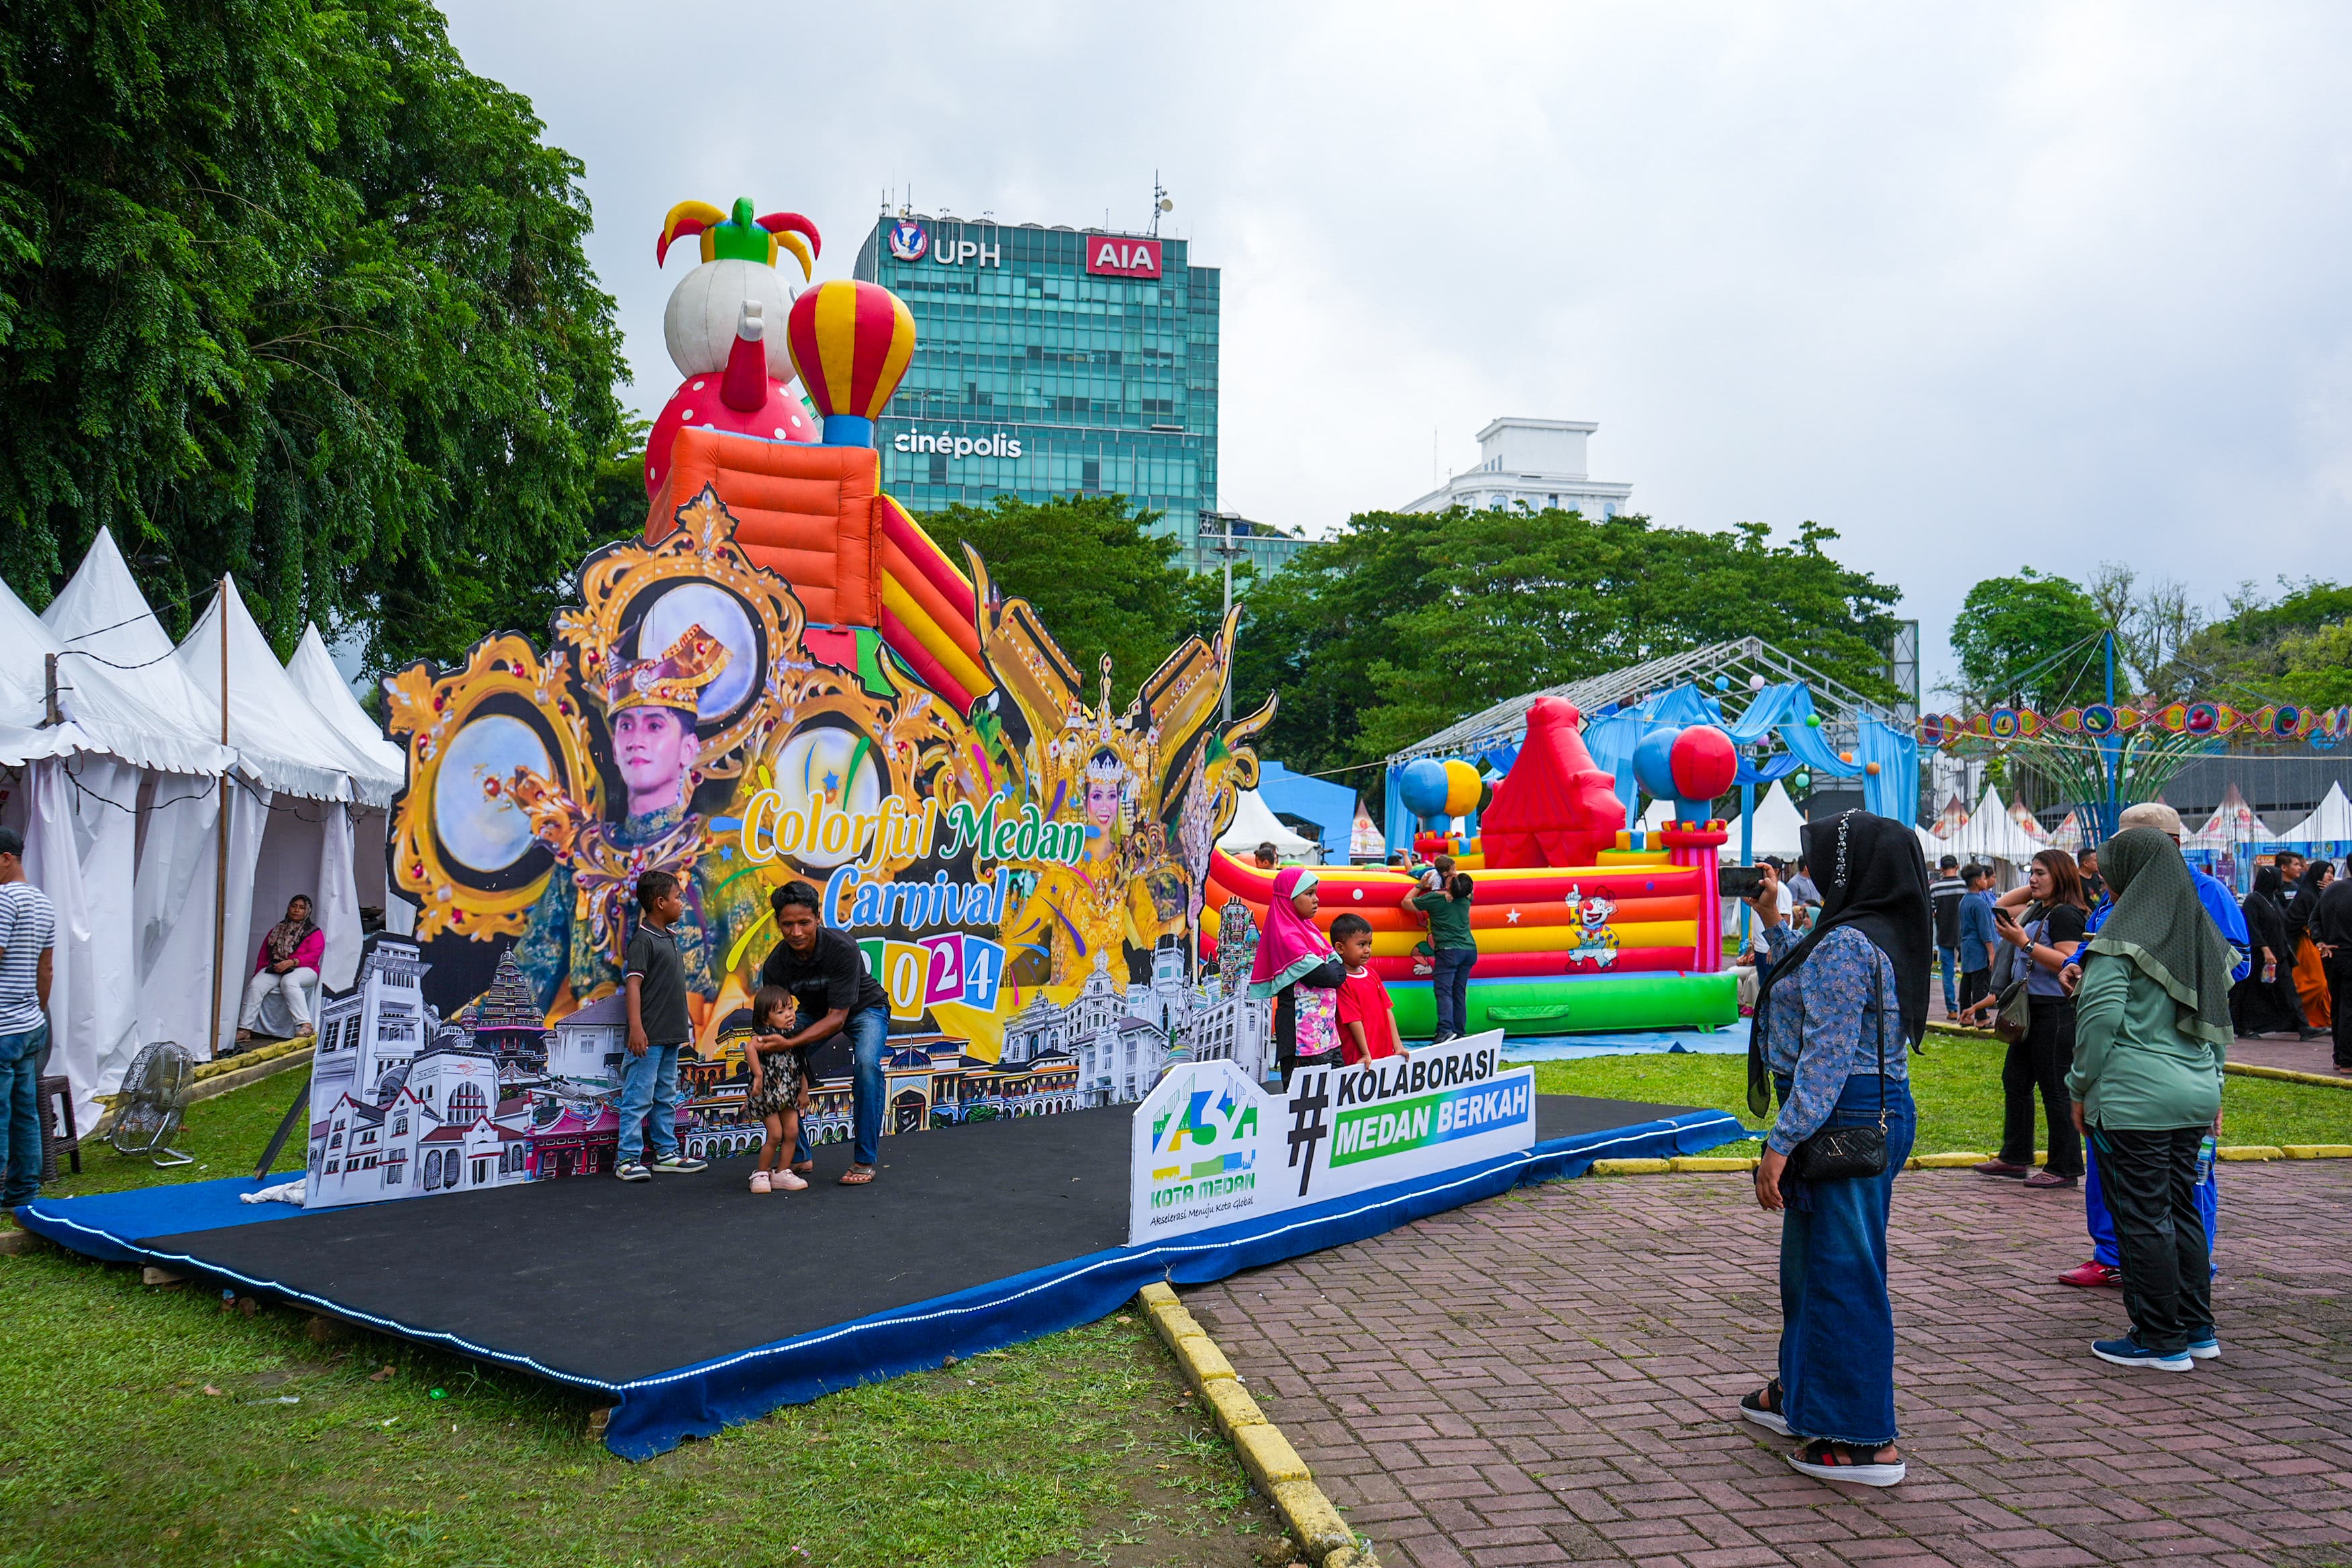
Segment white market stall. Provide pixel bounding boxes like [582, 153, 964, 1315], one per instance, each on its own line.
[1, 528, 401, 1133]
[1214, 789, 1320, 863]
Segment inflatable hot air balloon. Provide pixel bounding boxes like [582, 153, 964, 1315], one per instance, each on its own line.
[644, 197, 825, 502]
[785, 279, 917, 448]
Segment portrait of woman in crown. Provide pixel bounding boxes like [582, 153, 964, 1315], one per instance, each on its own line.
[503, 625, 768, 1030]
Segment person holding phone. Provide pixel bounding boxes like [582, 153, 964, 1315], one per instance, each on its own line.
[1973, 850, 2090, 1188]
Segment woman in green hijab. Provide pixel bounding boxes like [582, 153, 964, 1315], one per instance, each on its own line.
[2064, 826, 2235, 1374]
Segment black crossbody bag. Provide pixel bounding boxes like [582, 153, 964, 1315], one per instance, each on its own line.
[1787, 953, 1890, 1182]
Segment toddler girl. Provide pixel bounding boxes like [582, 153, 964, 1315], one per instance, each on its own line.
[746, 985, 810, 1193]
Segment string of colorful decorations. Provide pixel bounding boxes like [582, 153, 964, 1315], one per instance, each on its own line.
[1917, 701, 2351, 750]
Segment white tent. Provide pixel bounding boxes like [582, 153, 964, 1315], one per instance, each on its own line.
[1718, 780, 1806, 861]
[286, 623, 404, 793]
[2276, 783, 2352, 846]
[1933, 785, 2044, 867]
[1216, 789, 1320, 862]
[175, 580, 389, 807]
[1, 553, 237, 1136]
[285, 623, 411, 947]
[10, 533, 236, 781]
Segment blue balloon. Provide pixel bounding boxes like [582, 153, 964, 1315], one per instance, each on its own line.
[1632, 727, 1681, 801]
[1399, 757, 1451, 818]
[1714, 675, 1730, 691]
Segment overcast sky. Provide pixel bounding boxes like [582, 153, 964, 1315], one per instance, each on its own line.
[442, 1, 2352, 697]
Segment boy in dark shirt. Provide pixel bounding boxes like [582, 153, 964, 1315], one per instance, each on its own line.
[618, 871, 707, 1181]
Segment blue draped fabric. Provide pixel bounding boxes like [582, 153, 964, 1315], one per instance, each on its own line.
[1856, 716, 1918, 824]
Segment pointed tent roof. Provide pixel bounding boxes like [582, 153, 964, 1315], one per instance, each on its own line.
[173, 579, 387, 805]
[1940, 785, 2042, 863]
[11, 532, 235, 777]
[1214, 788, 1318, 860]
[1721, 780, 1806, 860]
[2184, 783, 2280, 850]
[2276, 783, 2352, 845]
[286, 623, 405, 796]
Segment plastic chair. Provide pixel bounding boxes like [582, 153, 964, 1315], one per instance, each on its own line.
[36, 1073, 81, 1183]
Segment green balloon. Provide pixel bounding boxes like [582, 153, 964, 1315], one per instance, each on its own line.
[1794, 772, 1811, 789]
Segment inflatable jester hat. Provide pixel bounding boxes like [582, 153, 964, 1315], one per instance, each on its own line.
[645, 197, 825, 499]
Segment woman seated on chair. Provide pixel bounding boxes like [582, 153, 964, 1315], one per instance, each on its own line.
[237, 895, 323, 1044]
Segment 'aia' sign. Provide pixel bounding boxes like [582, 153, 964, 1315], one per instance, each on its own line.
[1083, 235, 1162, 278]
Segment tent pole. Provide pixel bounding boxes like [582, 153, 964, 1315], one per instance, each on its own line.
[208, 577, 230, 1060]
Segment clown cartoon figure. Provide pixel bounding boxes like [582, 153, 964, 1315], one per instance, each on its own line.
[1564, 885, 1620, 970]
[505, 625, 767, 1024]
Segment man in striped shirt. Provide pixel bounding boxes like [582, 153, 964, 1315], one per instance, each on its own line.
[0, 826, 58, 1209]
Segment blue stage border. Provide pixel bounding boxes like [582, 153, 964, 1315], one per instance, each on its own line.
[14, 1108, 1741, 1459]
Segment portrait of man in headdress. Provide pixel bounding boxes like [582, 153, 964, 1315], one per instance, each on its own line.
[505, 624, 767, 1028]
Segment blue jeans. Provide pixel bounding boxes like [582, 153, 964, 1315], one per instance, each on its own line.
[1, 1023, 52, 1208]
[616, 1043, 683, 1165]
[1432, 948, 1476, 1038]
[795, 1006, 889, 1168]
[1936, 946, 1961, 1012]
[1775, 1073, 1917, 1448]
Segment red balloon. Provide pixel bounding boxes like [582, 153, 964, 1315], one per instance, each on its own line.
[1670, 724, 1738, 801]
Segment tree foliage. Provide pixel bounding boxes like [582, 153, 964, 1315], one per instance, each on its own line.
[0, 0, 625, 671]
[2172, 577, 2352, 708]
[928, 493, 1220, 709]
[1230, 507, 1904, 773]
[1949, 568, 2108, 708]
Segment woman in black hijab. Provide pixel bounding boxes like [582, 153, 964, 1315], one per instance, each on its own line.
[1737, 810, 1930, 1489]
[2232, 867, 2308, 1038]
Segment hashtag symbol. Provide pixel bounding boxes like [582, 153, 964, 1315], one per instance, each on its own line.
[1286, 1069, 1332, 1197]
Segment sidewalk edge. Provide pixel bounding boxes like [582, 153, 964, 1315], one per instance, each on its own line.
[1136, 1282, 1372, 1568]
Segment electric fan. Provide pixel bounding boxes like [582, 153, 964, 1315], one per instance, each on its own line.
[109, 1042, 196, 1167]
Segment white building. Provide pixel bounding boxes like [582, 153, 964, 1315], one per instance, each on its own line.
[1065, 941, 1270, 1106]
[1401, 417, 1633, 519]
[306, 940, 534, 1208]
[311, 936, 429, 1110]
[546, 990, 628, 1091]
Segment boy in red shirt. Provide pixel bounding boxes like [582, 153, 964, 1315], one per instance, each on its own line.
[1330, 914, 1402, 1065]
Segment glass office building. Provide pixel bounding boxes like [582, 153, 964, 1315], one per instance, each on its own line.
[852, 214, 1219, 540]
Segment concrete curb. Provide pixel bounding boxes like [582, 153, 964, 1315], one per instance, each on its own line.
[1589, 1144, 2352, 1176]
[2226, 1061, 2352, 1091]
[1137, 1283, 1373, 1568]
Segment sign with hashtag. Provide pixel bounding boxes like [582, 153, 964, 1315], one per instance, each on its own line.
[1128, 1031, 1533, 1243]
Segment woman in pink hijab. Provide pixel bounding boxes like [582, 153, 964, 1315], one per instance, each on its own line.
[1246, 867, 1346, 1081]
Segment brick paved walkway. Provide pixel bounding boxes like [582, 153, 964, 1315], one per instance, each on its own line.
[1185, 1163, 2352, 1568]
[2231, 1036, 2350, 1077]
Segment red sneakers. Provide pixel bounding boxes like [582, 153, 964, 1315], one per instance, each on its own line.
[2057, 1260, 2121, 1288]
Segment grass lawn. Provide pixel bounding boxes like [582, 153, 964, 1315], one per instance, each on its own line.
[1, 1071, 1287, 1568]
[1530, 1029, 2352, 1157]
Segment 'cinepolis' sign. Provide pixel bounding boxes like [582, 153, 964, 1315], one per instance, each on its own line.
[893, 430, 1022, 460]
[1084, 234, 1162, 279]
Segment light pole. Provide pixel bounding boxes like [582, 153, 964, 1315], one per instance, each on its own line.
[1202, 510, 1244, 722]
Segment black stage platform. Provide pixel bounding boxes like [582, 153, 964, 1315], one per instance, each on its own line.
[19, 1095, 1742, 1457]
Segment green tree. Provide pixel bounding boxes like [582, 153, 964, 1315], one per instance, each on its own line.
[2170, 577, 2352, 705]
[0, 0, 625, 672]
[928, 493, 1202, 708]
[2277, 622, 2352, 707]
[1949, 568, 2108, 707]
[1227, 507, 1903, 771]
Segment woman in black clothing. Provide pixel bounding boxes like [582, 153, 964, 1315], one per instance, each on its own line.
[2233, 867, 2310, 1038]
[1975, 849, 2090, 1188]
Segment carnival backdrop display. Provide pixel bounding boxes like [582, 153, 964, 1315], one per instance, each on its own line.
[305, 199, 1275, 1211]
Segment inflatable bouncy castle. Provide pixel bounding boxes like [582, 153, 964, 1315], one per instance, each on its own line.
[1202, 697, 1741, 1036]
